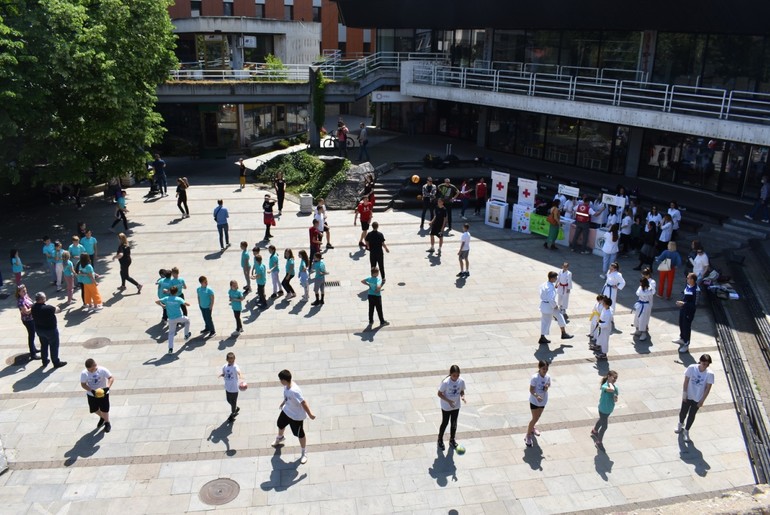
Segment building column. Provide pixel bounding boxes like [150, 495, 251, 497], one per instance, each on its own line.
[639, 31, 657, 82]
[476, 106, 488, 148]
[625, 127, 645, 178]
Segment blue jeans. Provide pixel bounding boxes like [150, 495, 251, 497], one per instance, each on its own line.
[217, 223, 230, 248]
[602, 252, 617, 274]
[358, 140, 369, 162]
[156, 173, 168, 194]
[200, 307, 215, 333]
[747, 200, 769, 221]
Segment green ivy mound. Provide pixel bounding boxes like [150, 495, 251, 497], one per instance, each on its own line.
[259, 151, 349, 200]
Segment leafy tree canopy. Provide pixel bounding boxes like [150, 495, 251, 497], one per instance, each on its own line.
[0, 0, 178, 185]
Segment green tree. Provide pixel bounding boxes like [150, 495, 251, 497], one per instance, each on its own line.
[0, 0, 178, 185]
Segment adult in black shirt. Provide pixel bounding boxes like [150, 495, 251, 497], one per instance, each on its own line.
[30, 292, 66, 369]
[364, 221, 390, 282]
[429, 199, 448, 254]
[113, 233, 142, 293]
[274, 171, 286, 214]
[176, 177, 190, 218]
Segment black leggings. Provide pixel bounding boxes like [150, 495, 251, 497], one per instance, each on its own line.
[277, 192, 285, 212]
[233, 310, 242, 331]
[119, 262, 140, 288]
[679, 399, 700, 430]
[226, 391, 239, 414]
[438, 408, 459, 441]
[111, 210, 128, 230]
[177, 198, 189, 215]
[22, 319, 38, 354]
[281, 274, 295, 295]
[368, 295, 384, 324]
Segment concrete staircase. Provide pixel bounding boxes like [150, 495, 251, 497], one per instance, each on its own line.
[689, 217, 770, 254]
[372, 178, 405, 212]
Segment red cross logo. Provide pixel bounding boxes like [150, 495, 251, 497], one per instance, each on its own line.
[496, 182, 505, 191]
[522, 189, 531, 198]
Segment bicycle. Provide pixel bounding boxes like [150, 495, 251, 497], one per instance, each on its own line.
[322, 129, 356, 149]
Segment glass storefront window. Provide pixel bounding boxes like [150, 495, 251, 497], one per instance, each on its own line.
[492, 30, 526, 66]
[525, 31, 561, 73]
[515, 112, 546, 158]
[560, 31, 601, 69]
[544, 116, 578, 165]
[577, 120, 612, 171]
[702, 35, 763, 91]
[487, 109, 518, 154]
[652, 33, 706, 86]
[600, 31, 643, 72]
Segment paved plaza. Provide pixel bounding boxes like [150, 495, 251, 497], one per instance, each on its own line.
[0, 168, 756, 514]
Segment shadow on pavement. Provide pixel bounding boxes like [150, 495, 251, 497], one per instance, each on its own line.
[428, 447, 457, 487]
[64, 428, 104, 467]
[260, 447, 307, 491]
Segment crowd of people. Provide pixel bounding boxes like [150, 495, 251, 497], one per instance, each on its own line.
[6, 164, 721, 468]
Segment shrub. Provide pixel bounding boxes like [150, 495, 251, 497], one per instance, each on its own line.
[264, 151, 348, 199]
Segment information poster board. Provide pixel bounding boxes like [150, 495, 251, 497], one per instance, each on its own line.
[490, 171, 510, 202]
[517, 178, 537, 207]
[511, 204, 532, 234]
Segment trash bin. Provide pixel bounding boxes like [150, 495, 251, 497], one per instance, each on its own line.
[299, 193, 313, 214]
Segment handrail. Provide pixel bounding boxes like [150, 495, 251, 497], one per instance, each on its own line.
[410, 62, 770, 124]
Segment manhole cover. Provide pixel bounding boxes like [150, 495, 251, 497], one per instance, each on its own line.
[6, 353, 28, 366]
[83, 337, 111, 349]
[199, 478, 240, 506]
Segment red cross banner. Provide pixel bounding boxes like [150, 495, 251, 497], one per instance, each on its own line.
[517, 178, 537, 208]
[490, 170, 510, 202]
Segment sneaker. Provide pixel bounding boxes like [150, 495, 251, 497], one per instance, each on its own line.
[380, 321, 390, 327]
[590, 429, 598, 437]
[538, 336, 550, 345]
[272, 436, 285, 447]
[596, 353, 608, 360]
[457, 272, 464, 277]
[745, 214, 754, 220]
[464, 271, 470, 277]
[524, 435, 533, 447]
[200, 329, 209, 334]
[595, 440, 604, 451]
[640, 332, 648, 341]
[53, 361, 68, 368]
[675, 422, 683, 434]
[672, 338, 685, 344]
[427, 247, 434, 253]
[682, 429, 689, 442]
[437, 439, 445, 451]
[326, 244, 334, 249]
[97, 418, 105, 428]
[531, 427, 541, 437]
[449, 439, 458, 449]
[104, 422, 111, 433]
[270, 293, 278, 299]
[678, 344, 690, 353]
[311, 300, 320, 306]
[238, 328, 244, 333]
[184, 332, 191, 340]
[167, 349, 173, 355]
[137, 284, 143, 294]
[300, 454, 308, 464]
[209, 332, 216, 337]
[561, 333, 574, 340]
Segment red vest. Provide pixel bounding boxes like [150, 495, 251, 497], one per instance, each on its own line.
[575, 203, 591, 223]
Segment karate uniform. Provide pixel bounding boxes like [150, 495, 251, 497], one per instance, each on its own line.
[601, 271, 626, 314]
[539, 281, 566, 336]
[556, 270, 572, 313]
[634, 286, 655, 334]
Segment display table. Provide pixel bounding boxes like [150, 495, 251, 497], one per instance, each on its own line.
[529, 213, 570, 245]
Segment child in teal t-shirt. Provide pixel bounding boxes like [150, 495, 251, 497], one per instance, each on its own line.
[10, 249, 23, 286]
[252, 255, 267, 307]
[268, 245, 282, 298]
[240, 241, 252, 293]
[591, 370, 619, 451]
[228, 280, 244, 336]
[311, 252, 328, 306]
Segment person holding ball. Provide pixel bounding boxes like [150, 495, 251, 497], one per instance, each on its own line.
[526, 360, 551, 447]
[80, 358, 114, 433]
[436, 364, 466, 451]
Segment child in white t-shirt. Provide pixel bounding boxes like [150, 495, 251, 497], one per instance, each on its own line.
[437, 364, 467, 451]
[219, 352, 242, 423]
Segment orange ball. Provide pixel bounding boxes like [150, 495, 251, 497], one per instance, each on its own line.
[411, 174, 420, 184]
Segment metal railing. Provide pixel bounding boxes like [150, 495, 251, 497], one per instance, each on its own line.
[411, 63, 770, 124]
[169, 51, 448, 83]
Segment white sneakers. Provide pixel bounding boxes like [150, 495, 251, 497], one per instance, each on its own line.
[682, 430, 690, 442]
[674, 422, 682, 433]
[639, 332, 648, 341]
[672, 338, 685, 344]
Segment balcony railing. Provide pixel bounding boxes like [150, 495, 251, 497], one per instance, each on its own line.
[411, 63, 770, 124]
[169, 52, 448, 82]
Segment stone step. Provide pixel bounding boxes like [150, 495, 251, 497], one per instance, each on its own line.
[726, 217, 770, 237]
[719, 222, 770, 240]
